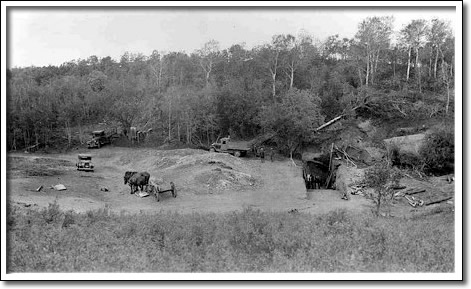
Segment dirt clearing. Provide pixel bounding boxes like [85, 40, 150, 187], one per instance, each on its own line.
[8, 147, 373, 215]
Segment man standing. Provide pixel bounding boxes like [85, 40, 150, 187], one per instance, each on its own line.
[306, 174, 312, 189]
[270, 148, 274, 162]
[260, 147, 265, 163]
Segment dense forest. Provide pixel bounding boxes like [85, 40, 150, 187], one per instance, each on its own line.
[6, 16, 455, 156]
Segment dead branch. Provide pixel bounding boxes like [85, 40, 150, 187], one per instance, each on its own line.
[334, 146, 357, 168]
[392, 103, 408, 117]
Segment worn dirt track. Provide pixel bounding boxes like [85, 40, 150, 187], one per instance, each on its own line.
[7, 147, 372, 215]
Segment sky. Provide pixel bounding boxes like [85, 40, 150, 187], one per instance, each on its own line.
[7, 5, 457, 68]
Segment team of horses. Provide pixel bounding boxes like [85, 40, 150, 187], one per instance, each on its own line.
[123, 171, 176, 202]
[123, 171, 150, 194]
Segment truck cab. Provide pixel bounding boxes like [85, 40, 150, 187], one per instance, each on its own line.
[87, 130, 111, 149]
[209, 136, 249, 157]
[211, 137, 231, 151]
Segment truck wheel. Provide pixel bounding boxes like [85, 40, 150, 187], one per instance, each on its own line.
[209, 147, 215, 153]
[234, 151, 241, 157]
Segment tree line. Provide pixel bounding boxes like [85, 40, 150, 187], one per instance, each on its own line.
[7, 16, 454, 156]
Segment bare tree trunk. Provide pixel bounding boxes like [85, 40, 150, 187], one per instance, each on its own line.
[446, 80, 450, 115]
[434, 45, 439, 79]
[158, 62, 163, 93]
[270, 50, 279, 100]
[271, 70, 276, 100]
[429, 46, 433, 77]
[365, 53, 370, 87]
[290, 150, 297, 167]
[373, 50, 379, 85]
[358, 67, 363, 87]
[406, 47, 411, 81]
[416, 47, 421, 93]
[168, 100, 171, 141]
[290, 61, 294, 89]
[393, 50, 396, 78]
[443, 62, 451, 115]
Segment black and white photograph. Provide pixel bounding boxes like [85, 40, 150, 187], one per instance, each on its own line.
[1, 1, 463, 281]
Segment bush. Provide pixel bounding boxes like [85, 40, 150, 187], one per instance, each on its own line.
[363, 162, 402, 216]
[419, 127, 454, 175]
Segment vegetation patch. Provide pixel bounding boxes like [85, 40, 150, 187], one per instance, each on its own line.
[419, 126, 454, 175]
[8, 156, 73, 178]
[7, 202, 454, 273]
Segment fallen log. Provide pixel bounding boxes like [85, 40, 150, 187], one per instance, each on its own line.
[425, 197, 453, 206]
[314, 105, 364, 132]
[315, 115, 344, 132]
[405, 189, 426, 195]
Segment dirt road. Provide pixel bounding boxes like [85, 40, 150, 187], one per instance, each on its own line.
[7, 147, 372, 215]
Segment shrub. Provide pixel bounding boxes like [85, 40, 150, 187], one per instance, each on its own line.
[419, 126, 454, 175]
[40, 201, 62, 224]
[363, 162, 402, 216]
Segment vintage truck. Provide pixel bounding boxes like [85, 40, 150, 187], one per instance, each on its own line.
[87, 130, 112, 149]
[209, 137, 251, 157]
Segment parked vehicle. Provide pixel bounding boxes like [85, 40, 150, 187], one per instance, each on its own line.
[209, 136, 250, 157]
[76, 154, 94, 171]
[87, 130, 112, 149]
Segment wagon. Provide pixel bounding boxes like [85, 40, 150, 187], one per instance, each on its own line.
[149, 182, 177, 202]
[76, 154, 94, 172]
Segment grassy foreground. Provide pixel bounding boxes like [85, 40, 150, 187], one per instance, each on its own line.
[7, 203, 454, 273]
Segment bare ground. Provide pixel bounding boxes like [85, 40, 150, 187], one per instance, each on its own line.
[7, 146, 372, 215]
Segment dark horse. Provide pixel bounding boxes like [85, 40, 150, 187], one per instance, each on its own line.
[124, 171, 150, 194]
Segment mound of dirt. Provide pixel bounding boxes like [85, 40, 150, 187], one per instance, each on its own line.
[195, 168, 257, 193]
[109, 148, 262, 195]
[160, 152, 261, 195]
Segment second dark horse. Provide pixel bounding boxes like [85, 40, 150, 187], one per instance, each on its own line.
[124, 171, 150, 194]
